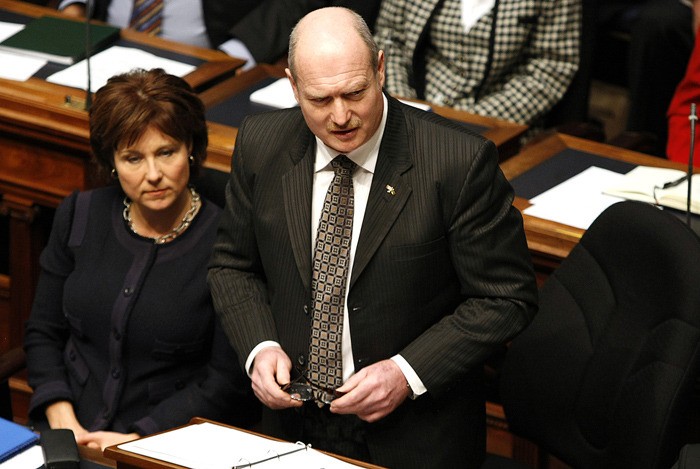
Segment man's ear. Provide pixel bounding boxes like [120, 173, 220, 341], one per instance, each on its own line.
[285, 68, 300, 104]
[377, 50, 386, 89]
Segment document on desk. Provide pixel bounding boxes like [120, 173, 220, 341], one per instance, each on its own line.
[523, 166, 626, 230]
[0, 22, 47, 81]
[249, 77, 298, 108]
[46, 45, 196, 93]
[0, 445, 43, 469]
[118, 421, 365, 469]
[602, 165, 700, 214]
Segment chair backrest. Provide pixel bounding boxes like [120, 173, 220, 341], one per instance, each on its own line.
[500, 201, 700, 469]
[193, 167, 230, 209]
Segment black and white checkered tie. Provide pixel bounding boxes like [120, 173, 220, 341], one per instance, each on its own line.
[307, 155, 356, 393]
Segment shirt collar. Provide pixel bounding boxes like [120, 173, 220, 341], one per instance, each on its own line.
[314, 94, 388, 175]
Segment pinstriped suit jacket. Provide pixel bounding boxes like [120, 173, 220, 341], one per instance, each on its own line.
[208, 95, 537, 468]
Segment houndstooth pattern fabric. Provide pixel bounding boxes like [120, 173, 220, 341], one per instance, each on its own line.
[374, 0, 581, 126]
[130, 0, 164, 35]
[307, 155, 356, 391]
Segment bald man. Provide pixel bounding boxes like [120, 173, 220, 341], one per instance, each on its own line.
[208, 7, 537, 468]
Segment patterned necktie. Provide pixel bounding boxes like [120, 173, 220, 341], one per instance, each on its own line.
[307, 155, 356, 396]
[129, 0, 164, 35]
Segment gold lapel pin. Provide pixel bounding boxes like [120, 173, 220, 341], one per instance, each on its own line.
[386, 185, 396, 196]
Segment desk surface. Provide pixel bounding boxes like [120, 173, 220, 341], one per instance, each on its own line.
[0, 0, 243, 88]
[501, 132, 690, 268]
[0, 0, 242, 182]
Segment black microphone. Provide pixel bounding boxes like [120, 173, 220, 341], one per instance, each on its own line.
[687, 103, 696, 227]
[84, 0, 93, 111]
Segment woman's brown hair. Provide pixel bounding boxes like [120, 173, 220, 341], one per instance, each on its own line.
[89, 68, 208, 180]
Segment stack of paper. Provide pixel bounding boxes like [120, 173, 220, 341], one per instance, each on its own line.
[119, 422, 366, 469]
[0, 417, 39, 464]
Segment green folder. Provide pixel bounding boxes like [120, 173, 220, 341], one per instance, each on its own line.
[0, 15, 120, 65]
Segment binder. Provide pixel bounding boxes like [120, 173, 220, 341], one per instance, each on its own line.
[112, 420, 382, 468]
[0, 15, 120, 65]
[0, 417, 39, 463]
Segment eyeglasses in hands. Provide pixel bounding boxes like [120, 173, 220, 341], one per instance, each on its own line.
[280, 367, 344, 407]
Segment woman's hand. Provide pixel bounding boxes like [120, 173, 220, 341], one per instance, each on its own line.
[77, 431, 140, 451]
[45, 400, 88, 439]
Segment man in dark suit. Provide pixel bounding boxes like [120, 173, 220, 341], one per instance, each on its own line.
[208, 7, 537, 468]
[59, 0, 379, 66]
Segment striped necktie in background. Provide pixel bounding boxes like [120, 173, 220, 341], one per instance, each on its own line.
[129, 0, 164, 36]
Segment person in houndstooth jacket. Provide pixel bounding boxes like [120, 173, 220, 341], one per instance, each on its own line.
[374, 0, 581, 128]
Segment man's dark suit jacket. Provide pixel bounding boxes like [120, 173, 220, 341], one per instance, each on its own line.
[88, 0, 380, 63]
[208, 96, 538, 468]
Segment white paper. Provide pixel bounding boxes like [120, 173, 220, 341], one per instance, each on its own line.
[118, 422, 364, 469]
[0, 445, 43, 469]
[249, 77, 298, 108]
[0, 21, 23, 41]
[0, 22, 47, 81]
[523, 166, 626, 230]
[46, 45, 196, 92]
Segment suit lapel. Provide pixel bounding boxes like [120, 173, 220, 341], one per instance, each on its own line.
[282, 134, 315, 292]
[350, 97, 413, 288]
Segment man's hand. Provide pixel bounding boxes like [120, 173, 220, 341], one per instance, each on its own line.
[250, 346, 303, 410]
[76, 431, 138, 451]
[330, 359, 411, 422]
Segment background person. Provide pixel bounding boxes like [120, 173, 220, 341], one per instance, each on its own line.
[57, 0, 381, 69]
[373, 0, 581, 129]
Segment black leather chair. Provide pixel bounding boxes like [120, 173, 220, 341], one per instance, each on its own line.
[483, 201, 700, 469]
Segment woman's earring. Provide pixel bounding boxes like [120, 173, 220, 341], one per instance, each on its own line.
[189, 155, 195, 165]
[111, 168, 118, 179]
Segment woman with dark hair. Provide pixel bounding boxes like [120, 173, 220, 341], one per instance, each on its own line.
[24, 68, 257, 450]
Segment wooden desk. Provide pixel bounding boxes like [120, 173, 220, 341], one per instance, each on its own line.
[80, 445, 117, 469]
[104, 417, 386, 469]
[0, 0, 242, 420]
[199, 64, 528, 161]
[500, 131, 690, 280]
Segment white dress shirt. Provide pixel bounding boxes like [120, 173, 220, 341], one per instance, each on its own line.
[461, 0, 496, 33]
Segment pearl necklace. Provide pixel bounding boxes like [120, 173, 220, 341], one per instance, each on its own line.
[123, 187, 201, 244]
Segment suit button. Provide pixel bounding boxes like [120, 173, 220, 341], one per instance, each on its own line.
[297, 354, 306, 366]
[69, 350, 76, 361]
[111, 367, 120, 379]
[123, 287, 133, 296]
[113, 329, 121, 341]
